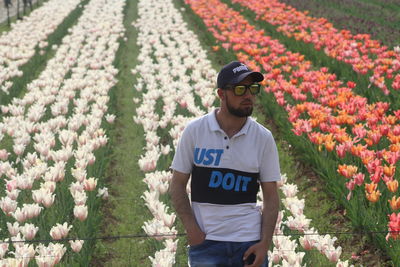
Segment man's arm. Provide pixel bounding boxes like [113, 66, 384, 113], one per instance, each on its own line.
[169, 169, 205, 246]
[244, 181, 280, 267]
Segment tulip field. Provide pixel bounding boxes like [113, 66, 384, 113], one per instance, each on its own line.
[0, 0, 399, 266]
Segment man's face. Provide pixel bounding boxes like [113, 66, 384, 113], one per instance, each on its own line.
[224, 75, 256, 118]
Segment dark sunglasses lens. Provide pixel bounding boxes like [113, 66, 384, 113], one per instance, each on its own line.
[234, 85, 246, 96]
[250, 84, 260, 94]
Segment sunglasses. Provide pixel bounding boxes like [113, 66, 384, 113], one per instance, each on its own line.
[224, 83, 261, 96]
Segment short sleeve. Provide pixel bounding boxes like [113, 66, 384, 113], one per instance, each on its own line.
[259, 133, 281, 182]
[171, 124, 194, 174]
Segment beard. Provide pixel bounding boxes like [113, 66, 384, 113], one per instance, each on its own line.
[226, 95, 253, 117]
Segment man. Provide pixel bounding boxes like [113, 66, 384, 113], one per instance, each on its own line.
[169, 61, 280, 267]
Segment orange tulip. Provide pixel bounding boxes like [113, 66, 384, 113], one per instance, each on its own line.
[260, 80, 268, 87]
[366, 190, 381, 203]
[351, 144, 366, 157]
[385, 115, 397, 125]
[383, 165, 396, 178]
[388, 196, 400, 211]
[325, 140, 336, 152]
[361, 155, 374, 166]
[365, 182, 378, 194]
[387, 180, 399, 193]
[295, 103, 307, 113]
[334, 130, 351, 143]
[309, 118, 319, 128]
[390, 143, 400, 152]
[338, 164, 358, 178]
[364, 138, 374, 147]
[388, 133, 400, 144]
[309, 132, 324, 145]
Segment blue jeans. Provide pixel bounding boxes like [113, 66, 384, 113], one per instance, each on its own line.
[188, 240, 269, 267]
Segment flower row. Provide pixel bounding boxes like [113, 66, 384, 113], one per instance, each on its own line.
[132, 0, 217, 265]
[133, 0, 354, 265]
[183, 0, 400, 241]
[265, 174, 350, 266]
[0, 0, 125, 265]
[231, 0, 400, 95]
[0, 0, 82, 95]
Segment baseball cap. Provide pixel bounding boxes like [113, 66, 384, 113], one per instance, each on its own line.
[217, 61, 264, 89]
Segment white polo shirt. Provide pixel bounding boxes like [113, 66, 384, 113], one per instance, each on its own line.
[171, 108, 281, 242]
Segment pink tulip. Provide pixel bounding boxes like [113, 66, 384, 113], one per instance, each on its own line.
[58, 130, 76, 147]
[69, 181, 84, 196]
[270, 250, 280, 264]
[32, 189, 46, 204]
[13, 208, 27, 223]
[42, 181, 57, 193]
[281, 184, 298, 198]
[0, 239, 9, 258]
[0, 197, 17, 216]
[69, 240, 84, 253]
[0, 106, 9, 114]
[23, 203, 43, 220]
[42, 192, 55, 208]
[14, 243, 35, 265]
[324, 246, 342, 262]
[50, 223, 72, 240]
[16, 174, 34, 190]
[299, 235, 314, 250]
[75, 159, 89, 169]
[13, 144, 26, 156]
[97, 136, 108, 147]
[105, 114, 116, 123]
[20, 223, 39, 240]
[87, 153, 96, 165]
[25, 152, 38, 166]
[83, 177, 97, 191]
[6, 189, 20, 201]
[34, 142, 50, 157]
[6, 180, 17, 192]
[161, 213, 176, 228]
[0, 149, 9, 160]
[71, 168, 86, 182]
[97, 187, 109, 200]
[7, 222, 20, 236]
[36, 243, 66, 266]
[73, 205, 88, 221]
[72, 191, 87, 206]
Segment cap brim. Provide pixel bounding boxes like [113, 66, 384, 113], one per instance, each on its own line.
[230, 71, 264, 85]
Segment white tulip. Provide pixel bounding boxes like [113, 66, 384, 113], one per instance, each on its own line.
[69, 240, 84, 253]
[20, 223, 39, 240]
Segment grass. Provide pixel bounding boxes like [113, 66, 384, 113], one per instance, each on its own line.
[91, 0, 158, 266]
[279, 0, 400, 49]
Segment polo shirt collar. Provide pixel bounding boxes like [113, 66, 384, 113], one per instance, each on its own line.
[208, 109, 252, 137]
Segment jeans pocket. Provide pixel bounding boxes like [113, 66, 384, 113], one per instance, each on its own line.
[189, 239, 211, 250]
